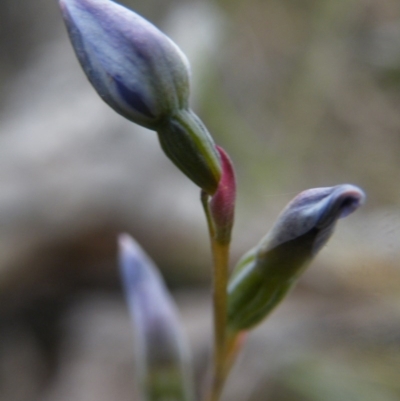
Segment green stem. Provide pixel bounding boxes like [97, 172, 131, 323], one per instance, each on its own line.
[201, 191, 231, 401]
[202, 330, 246, 401]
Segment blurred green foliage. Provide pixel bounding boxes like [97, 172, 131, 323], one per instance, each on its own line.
[265, 351, 400, 401]
[196, 0, 400, 207]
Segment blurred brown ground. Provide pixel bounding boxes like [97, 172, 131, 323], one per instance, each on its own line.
[0, 0, 400, 400]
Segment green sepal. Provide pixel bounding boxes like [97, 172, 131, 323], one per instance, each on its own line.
[227, 230, 315, 332]
[157, 109, 221, 195]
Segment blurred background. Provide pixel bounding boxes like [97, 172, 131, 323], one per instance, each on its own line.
[1, 0, 400, 400]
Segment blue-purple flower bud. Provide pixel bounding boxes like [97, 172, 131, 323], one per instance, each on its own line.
[59, 0, 221, 194]
[118, 234, 194, 401]
[59, 0, 190, 128]
[227, 184, 365, 332]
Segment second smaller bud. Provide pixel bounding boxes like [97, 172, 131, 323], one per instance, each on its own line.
[227, 184, 365, 332]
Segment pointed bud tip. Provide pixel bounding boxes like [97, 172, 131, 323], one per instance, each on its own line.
[118, 233, 137, 254]
[118, 233, 151, 278]
[334, 184, 366, 219]
[287, 184, 365, 234]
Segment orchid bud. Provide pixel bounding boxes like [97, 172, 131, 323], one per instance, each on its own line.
[59, 0, 189, 128]
[227, 184, 365, 332]
[118, 234, 194, 401]
[59, 0, 221, 194]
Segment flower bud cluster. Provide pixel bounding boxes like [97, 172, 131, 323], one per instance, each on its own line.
[59, 3, 367, 398]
